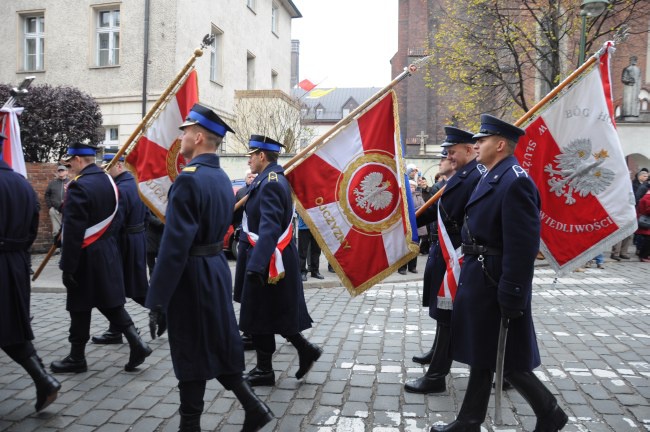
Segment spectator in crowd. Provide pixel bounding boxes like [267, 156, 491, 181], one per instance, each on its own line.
[44, 165, 69, 239]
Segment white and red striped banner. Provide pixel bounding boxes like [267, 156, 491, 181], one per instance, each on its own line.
[436, 197, 463, 310]
[287, 91, 419, 296]
[125, 70, 199, 220]
[1, 107, 27, 177]
[515, 42, 638, 274]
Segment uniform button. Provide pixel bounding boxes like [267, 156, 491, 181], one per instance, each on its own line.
[515, 287, 521, 293]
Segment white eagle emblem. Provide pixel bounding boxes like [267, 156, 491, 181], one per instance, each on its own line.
[353, 172, 393, 214]
[544, 138, 614, 205]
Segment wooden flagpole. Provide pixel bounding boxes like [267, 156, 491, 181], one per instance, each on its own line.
[283, 56, 431, 175]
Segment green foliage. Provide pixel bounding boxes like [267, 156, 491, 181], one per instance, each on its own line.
[0, 84, 103, 163]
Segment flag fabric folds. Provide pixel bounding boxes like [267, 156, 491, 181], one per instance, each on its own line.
[125, 70, 199, 220]
[515, 42, 637, 274]
[0, 107, 27, 177]
[287, 90, 420, 296]
[298, 79, 316, 92]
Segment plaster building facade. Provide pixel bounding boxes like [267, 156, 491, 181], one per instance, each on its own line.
[0, 0, 301, 153]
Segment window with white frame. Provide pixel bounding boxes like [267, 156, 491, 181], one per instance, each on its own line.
[210, 27, 223, 83]
[96, 8, 120, 67]
[103, 126, 119, 146]
[247, 52, 256, 90]
[271, 3, 279, 35]
[23, 15, 45, 71]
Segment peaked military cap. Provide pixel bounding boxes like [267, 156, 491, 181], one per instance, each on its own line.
[61, 142, 99, 162]
[179, 103, 234, 138]
[101, 152, 124, 166]
[472, 114, 525, 143]
[440, 148, 448, 159]
[247, 135, 285, 155]
[441, 126, 476, 147]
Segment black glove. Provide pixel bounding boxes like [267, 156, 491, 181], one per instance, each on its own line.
[62, 272, 78, 290]
[500, 305, 524, 321]
[53, 230, 62, 247]
[149, 305, 165, 340]
[246, 271, 266, 290]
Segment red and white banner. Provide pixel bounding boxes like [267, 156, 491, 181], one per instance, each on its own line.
[287, 91, 420, 296]
[125, 70, 199, 220]
[436, 197, 463, 310]
[515, 42, 638, 274]
[1, 107, 27, 177]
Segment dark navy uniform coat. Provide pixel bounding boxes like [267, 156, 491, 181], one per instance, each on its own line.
[146, 153, 243, 382]
[451, 155, 541, 371]
[0, 160, 39, 346]
[60, 164, 126, 312]
[417, 158, 482, 323]
[234, 163, 313, 335]
[113, 171, 148, 300]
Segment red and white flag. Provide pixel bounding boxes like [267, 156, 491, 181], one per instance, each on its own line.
[298, 79, 316, 92]
[1, 107, 27, 177]
[287, 91, 420, 296]
[515, 42, 637, 274]
[125, 70, 199, 220]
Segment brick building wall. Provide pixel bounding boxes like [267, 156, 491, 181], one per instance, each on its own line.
[25, 163, 60, 253]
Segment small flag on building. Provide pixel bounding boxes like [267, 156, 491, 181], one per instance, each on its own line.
[298, 79, 316, 92]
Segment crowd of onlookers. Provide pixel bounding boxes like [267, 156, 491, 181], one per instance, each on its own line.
[632, 168, 650, 262]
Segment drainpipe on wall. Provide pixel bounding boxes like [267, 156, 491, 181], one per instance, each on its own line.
[141, 0, 151, 118]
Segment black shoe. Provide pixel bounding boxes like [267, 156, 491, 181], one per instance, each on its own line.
[296, 342, 323, 379]
[327, 264, 335, 273]
[408, 269, 418, 274]
[404, 375, 446, 394]
[244, 367, 275, 387]
[231, 380, 274, 432]
[398, 269, 407, 275]
[610, 254, 621, 261]
[123, 325, 152, 371]
[534, 404, 568, 432]
[51, 355, 88, 373]
[301, 273, 308, 282]
[620, 254, 631, 259]
[20, 355, 61, 412]
[412, 349, 434, 364]
[310, 271, 325, 280]
[91, 329, 123, 344]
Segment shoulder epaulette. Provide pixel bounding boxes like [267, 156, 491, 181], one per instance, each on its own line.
[182, 166, 198, 173]
[73, 174, 83, 182]
[268, 172, 278, 182]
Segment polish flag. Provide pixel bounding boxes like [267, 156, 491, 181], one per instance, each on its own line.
[298, 79, 316, 92]
[125, 70, 199, 220]
[287, 91, 419, 296]
[0, 107, 27, 177]
[515, 42, 637, 274]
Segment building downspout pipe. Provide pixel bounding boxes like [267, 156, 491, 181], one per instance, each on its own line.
[142, 0, 150, 118]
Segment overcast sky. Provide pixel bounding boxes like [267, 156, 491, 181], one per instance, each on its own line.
[290, 1, 398, 88]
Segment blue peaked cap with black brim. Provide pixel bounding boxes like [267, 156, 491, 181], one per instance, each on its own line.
[441, 126, 476, 148]
[179, 103, 234, 138]
[61, 142, 99, 162]
[247, 135, 285, 155]
[472, 114, 525, 143]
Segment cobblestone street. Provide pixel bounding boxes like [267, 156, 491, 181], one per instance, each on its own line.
[1, 256, 649, 431]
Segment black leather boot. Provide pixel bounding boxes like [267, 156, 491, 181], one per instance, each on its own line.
[286, 333, 323, 379]
[413, 330, 437, 365]
[178, 409, 201, 432]
[244, 350, 275, 387]
[430, 368, 493, 432]
[20, 355, 62, 411]
[232, 379, 274, 432]
[51, 343, 88, 373]
[405, 323, 451, 394]
[505, 371, 568, 432]
[91, 323, 123, 344]
[123, 324, 153, 371]
[310, 271, 325, 280]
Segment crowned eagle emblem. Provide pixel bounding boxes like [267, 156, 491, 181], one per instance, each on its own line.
[544, 138, 614, 205]
[353, 172, 393, 214]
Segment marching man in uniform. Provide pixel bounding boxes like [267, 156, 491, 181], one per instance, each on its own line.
[431, 115, 567, 432]
[234, 135, 322, 388]
[146, 104, 273, 432]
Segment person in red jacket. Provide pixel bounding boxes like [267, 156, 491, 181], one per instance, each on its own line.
[636, 189, 650, 262]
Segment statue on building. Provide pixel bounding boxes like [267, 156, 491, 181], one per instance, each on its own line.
[621, 56, 641, 118]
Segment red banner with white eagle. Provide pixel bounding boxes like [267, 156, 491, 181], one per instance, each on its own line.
[286, 90, 420, 296]
[1, 108, 26, 177]
[515, 42, 637, 274]
[125, 70, 199, 220]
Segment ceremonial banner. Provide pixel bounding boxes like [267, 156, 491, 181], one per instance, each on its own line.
[125, 70, 199, 220]
[287, 90, 420, 296]
[0, 107, 27, 177]
[515, 42, 637, 274]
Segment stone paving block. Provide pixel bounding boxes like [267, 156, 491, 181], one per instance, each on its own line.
[76, 409, 114, 426]
[92, 424, 131, 432]
[130, 416, 163, 432]
[288, 398, 315, 415]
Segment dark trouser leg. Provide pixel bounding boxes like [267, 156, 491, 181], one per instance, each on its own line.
[283, 333, 323, 379]
[100, 306, 152, 371]
[430, 367, 493, 432]
[244, 334, 276, 387]
[4, 342, 61, 412]
[146, 252, 157, 277]
[51, 310, 90, 373]
[408, 256, 417, 272]
[220, 374, 274, 432]
[505, 371, 568, 432]
[298, 230, 309, 275]
[405, 321, 451, 394]
[178, 380, 204, 432]
[308, 233, 322, 275]
[413, 320, 441, 365]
